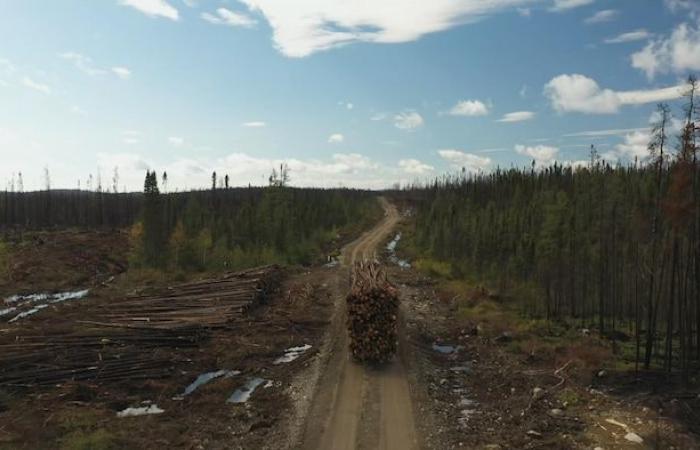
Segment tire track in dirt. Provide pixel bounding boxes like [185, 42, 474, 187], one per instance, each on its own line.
[301, 198, 418, 450]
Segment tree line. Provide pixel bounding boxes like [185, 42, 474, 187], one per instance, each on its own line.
[131, 167, 380, 271]
[405, 77, 699, 378]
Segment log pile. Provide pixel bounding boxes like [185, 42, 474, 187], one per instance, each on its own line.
[0, 266, 282, 387]
[95, 265, 281, 329]
[346, 261, 399, 363]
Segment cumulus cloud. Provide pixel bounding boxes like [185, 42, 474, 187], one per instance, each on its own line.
[242, 121, 267, 127]
[120, 0, 179, 20]
[604, 30, 651, 44]
[201, 7, 257, 27]
[328, 133, 344, 144]
[544, 74, 684, 114]
[438, 149, 491, 172]
[399, 159, 434, 174]
[515, 144, 559, 166]
[584, 9, 618, 24]
[394, 111, 424, 131]
[631, 22, 700, 79]
[22, 77, 50, 95]
[497, 111, 535, 122]
[606, 130, 652, 162]
[550, 0, 595, 12]
[448, 100, 490, 117]
[237, 0, 541, 57]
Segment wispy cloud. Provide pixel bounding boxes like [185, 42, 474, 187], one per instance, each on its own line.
[119, 0, 179, 20]
[242, 121, 267, 127]
[550, 0, 595, 13]
[201, 7, 256, 27]
[22, 77, 50, 95]
[497, 111, 535, 122]
[584, 9, 617, 24]
[604, 29, 651, 44]
[168, 136, 184, 146]
[112, 67, 132, 79]
[562, 127, 649, 138]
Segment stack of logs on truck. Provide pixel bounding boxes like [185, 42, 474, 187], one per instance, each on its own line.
[346, 261, 399, 363]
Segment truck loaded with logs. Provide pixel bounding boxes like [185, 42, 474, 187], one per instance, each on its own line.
[346, 260, 399, 363]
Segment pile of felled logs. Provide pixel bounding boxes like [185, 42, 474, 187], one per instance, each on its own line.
[93, 265, 282, 329]
[346, 261, 399, 363]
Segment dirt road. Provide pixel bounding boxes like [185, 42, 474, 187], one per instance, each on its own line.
[301, 198, 418, 450]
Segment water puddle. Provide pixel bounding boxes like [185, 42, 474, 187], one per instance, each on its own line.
[386, 233, 411, 268]
[3, 289, 89, 323]
[273, 344, 312, 364]
[0, 307, 16, 317]
[432, 343, 462, 354]
[9, 305, 49, 323]
[227, 377, 267, 404]
[173, 369, 240, 400]
[117, 404, 164, 418]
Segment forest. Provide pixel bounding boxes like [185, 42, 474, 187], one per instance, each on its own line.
[0, 166, 381, 272]
[406, 77, 700, 378]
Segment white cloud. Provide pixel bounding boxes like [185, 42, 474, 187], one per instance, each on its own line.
[399, 159, 434, 174]
[120, 0, 179, 20]
[563, 127, 649, 138]
[550, 0, 595, 12]
[237, 0, 542, 57]
[22, 77, 50, 95]
[631, 22, 700, 79]
[370, 112, 387, 121]
[497, 111, 535, 122]
[112, 67, 132, 79]
[515, 144, 559, 166]
[584, 9, 618, 24]
[202, 7, 256, 27]
[607, 130, 652, 162]
[604, 30, 652, 44]
[438, 149, 491, 172]
[518, 8, 531, 17]
[122, 130, 141, 145]
[328, 133, 344, 144]
[665, 0, 700, 17]
[59, 52, 131, 79]
[59, 52, 106, 76]
[448, 99, 490, 117]
[168, 136, 184, 146]
[519, 84, 528, 98]
[544, 74, 684, 114]
[242, 121, 267, 127]
[394, 111, 424, 131]
[0, 58, 16, 76]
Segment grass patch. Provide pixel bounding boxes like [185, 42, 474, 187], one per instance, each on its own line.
[413, 258, 452, 279]
[56, 409, 118, 450]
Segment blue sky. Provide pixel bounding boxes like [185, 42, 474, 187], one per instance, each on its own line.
[1, 0, 699, 190]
